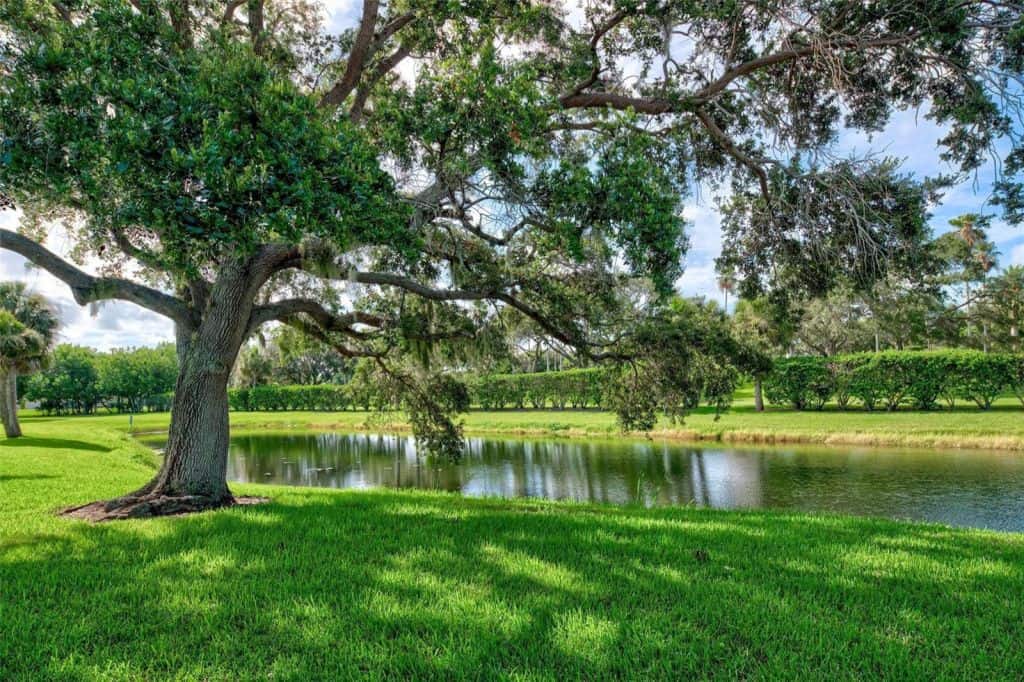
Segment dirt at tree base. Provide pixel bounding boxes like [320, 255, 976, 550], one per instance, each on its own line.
[60, 495, 270, 522]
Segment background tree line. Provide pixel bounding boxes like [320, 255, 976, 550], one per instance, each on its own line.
[24, 344, 177, 415]
[728, 216, 1024, 361]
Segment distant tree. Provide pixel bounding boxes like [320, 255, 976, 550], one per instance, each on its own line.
[25, 345, 101, 415]
[731, 297, 799, 410]
[0, 282, 58, 437]
[978, 266, 1024, 352]
[794, 289, 872, 356]
[271, 326, 352, 385]
[98, 344, 178, 412]
[717, 270, 737, 312]
[932, 215, 1000, 348]
[232, 344, 278, 389]
[861, 276, 944, 351]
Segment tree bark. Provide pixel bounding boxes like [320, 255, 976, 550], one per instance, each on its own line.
[753, 376, 764, 412]
[1, 368, 21, 438]
[83, 266, 263, 519]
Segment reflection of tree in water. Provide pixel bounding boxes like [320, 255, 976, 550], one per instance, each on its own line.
[220, 434, 1024, 531]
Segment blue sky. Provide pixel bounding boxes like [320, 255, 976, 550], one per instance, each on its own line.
[2, 1, 1022, 349]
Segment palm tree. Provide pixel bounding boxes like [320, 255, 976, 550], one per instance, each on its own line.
[0, 282, 58, 437]
[717, 270, 736, 312]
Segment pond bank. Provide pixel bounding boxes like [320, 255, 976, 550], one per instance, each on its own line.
[88, 397, 1024, 451]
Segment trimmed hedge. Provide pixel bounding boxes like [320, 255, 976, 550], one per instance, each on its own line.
[765, 350, 1024, 411]
[225, 370, 612, 412]
[468, 369, 609, 410]
[228, 384, 352, 412]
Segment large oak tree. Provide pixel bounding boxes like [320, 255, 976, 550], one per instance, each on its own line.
[1, 0, 1021, 517]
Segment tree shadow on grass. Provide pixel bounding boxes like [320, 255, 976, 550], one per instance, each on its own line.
[2, 492, 1023, 680]
[0, 473, 58, 482]
[0, 437, 112, 453]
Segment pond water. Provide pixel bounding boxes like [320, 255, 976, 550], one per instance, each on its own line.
[141, 432, 1024, 531]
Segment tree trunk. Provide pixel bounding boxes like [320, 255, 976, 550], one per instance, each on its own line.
[68, 266, 264, 520]
[753, 376, 764, 412]
[1, 368, 21, 438]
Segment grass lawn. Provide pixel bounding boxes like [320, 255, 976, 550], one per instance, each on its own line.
[29, 388, 1024, 451]
[2, 419, 1024, 679]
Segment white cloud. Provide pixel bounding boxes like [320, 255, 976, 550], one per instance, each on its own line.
[1011, 243, 1024, 267]
[676, 261, 725, 305]
[321, 0, 359, 34]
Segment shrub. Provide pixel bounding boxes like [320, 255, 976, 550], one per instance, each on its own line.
[1011, 355, 1024, 407]
[950, 351, 1015, 409]
[763, 357, 834, 410]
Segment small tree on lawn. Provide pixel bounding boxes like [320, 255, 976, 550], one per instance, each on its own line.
[0, 282, 58, 437]
[2, 0, 1022, 517]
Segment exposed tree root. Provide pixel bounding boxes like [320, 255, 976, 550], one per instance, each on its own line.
[61, 493, 269, 521]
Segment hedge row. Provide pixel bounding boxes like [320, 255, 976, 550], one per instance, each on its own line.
[468, 369, 609, 410]
[764, 350, 1024, 411]
[228, 385, 361, 412]
[226, 369, 612, 412]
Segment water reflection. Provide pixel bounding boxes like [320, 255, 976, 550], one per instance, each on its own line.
[142, 432, 1024, 531]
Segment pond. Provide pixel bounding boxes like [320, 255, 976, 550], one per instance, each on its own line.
[140, 432, 1024, 532]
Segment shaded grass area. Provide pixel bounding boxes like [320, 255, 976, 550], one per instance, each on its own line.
[2, 420, 1024, 679]
[23, 391, 1024, 451]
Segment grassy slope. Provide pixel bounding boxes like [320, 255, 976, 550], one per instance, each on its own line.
[2, 420, 1024, 679]
[32, 388, 1024, 450]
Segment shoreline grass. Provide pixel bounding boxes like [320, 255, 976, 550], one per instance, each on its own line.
[3, 419, 1024, 679]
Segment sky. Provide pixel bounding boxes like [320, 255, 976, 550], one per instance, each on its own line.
[2, 1, 1023, 350]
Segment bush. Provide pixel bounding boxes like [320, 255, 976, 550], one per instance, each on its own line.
[948, 351, 1016, 409]
[763, 357, 834, 410]
[1011, 355, 1024, 407]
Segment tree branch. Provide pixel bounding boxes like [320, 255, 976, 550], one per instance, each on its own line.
[221, 0, 246, 25]
[692, 107, 773, 201]
[349, 43, 412, 122]
[319, 0, 380, 109]
[109, 228, 168, 273]
[247, 297, 386, 336]
[281, 317, 386, 358]
[0, 229, 192, 324]
[558, 34, 918, 113]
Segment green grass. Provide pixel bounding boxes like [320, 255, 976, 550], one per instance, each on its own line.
[25, 389, 1024, 451]
[2, 419, 1024, 679]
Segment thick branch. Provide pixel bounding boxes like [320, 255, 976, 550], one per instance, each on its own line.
[221, 0, 246, 25]
[0, 229, 191, 323]
[349, 43, 412, 122]
[319, 0, 380, 109]
[247, 297, 386, 335]
[282, 317, 385, 358]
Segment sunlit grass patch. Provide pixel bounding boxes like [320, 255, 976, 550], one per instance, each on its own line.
[2, 419, 1024, 679]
